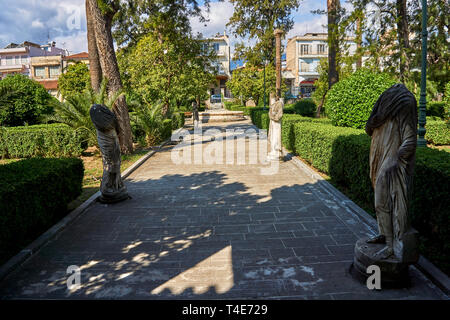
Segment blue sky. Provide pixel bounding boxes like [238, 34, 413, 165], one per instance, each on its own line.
[0, 0, 332, 55]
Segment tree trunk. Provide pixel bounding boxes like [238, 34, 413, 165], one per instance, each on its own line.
[396, 0, 410, 82]
[327, 0, 339, 89]
[87, 0, 134, 154]
[85, 0, 102, 93]
[356, 14, 363, 69]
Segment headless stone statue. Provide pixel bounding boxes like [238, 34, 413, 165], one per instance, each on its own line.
[267, 98, 283, 161]
[352, 84, 419, 286]
[90, 104, 129, 204]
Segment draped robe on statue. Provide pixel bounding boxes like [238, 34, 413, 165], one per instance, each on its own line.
[365, 84, 418, 262]
[267, 99, 283, 161]
[90, 104, 129, 203]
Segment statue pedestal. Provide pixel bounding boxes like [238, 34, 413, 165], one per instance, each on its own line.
[351, 237, 411, 288]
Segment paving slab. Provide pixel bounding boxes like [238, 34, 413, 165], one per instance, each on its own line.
[0, 120, 447, 300]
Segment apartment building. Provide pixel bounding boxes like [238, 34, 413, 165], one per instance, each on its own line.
[0, 41, 66, 98]
[201, 32, 232, 103]
[286, 33, 357, 97]
[63, 52, 90, 70]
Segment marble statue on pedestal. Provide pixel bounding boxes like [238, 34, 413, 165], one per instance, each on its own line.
[267, 98, 283, 161]
[90, 104, 129, 204]
[352, 84, 419, 286]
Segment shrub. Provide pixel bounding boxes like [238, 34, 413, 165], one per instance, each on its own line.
[444, 82, 450, 122]
[172, 112, 185, 130]
[57, 62, 90, 99]
[0, 124, 86, 159]
[281, 114, 331, 152]
[427, 101, 446, 118]
[289, 120, 449, 274]
[293, 98, 316, 117]
[325, 69, 397, 129]
[0, 74, 55, 126]
[161, 119, 173, 141]
[425, 118, 450, 145]
[249, 108, 269, 130]
[0, 157, 84, 264]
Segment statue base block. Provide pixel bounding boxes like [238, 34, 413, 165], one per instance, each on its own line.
[98, 192, 130, 204]
[350, 237, 411, 288]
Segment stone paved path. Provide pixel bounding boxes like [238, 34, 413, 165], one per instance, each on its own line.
[0, 120, 446, 299]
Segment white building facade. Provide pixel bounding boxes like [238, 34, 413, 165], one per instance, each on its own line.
[201, 32, 232, 102]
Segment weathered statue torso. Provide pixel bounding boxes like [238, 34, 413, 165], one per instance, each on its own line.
[267, 99, 283, 161]
[90, 104, 129, 204]
[365, 83, 418, 263]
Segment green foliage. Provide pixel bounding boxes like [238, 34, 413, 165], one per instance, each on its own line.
[227, 64, 284, 106]
[444, 82, 450, 122]
[171, 112, 185, 130]
[120, 32, 215, 116]
[46, 79, 123, 147]
[426, 102, 446, 118]
[293, 99, 316, 117]
[249, 108, 269, 130]
[0, 157, 84, 264]
[58, 62, 90, 99]
[325, 69, 397, 129]
[132, 102, 179, 146]
[0, 124, 86, 159]
[425, 118, 450, 145]
[227, 0, 300, 65]
[0, 74, 55, 126]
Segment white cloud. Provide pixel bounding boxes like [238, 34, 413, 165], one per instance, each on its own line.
[31, 20, 45, 29]
[53, 30, 87, 54]
[287, 15, 328, 40]
[190, 0, 235, 38]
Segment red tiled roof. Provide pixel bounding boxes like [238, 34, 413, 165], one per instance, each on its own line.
[37, 80, 58, 90]
[64, 52, 89, 60]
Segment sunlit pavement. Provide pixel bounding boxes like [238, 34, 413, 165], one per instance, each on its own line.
[0, 120, 446, 300]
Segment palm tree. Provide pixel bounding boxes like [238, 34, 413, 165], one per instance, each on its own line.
[132, 101, 165, 146]
[45, 80, 124, 147]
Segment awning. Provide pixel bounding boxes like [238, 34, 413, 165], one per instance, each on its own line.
[300, 80, 316, 85]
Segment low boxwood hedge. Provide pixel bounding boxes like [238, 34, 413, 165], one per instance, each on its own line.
[425, 119, 450, 145]
[0, 157, 84, 264]
[0, 124, 86, 159]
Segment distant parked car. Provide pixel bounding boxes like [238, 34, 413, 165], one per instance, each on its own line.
[210, 94, 222, 103]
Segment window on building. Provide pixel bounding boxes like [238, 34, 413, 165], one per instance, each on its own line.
[15, 56, 20, 64]
[317, 44, 326, 54]
[34, 66, 46, 78]
[49, 65, 61, 78]
[300, 60, 309, 72]
[21, 56, 29, 64]
[213, 43, 220, 52]
[300, 44, 310, 55]
[6, 56, 13, 65]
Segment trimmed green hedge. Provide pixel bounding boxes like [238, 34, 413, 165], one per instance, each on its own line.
[325, 69, 397, 129]
[161, 119, 173, 141]
[425, 119, 450, 145]
[293, 98, 316, 117]
[0, 157, 84, 264]
[0, 124, 86, 159]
